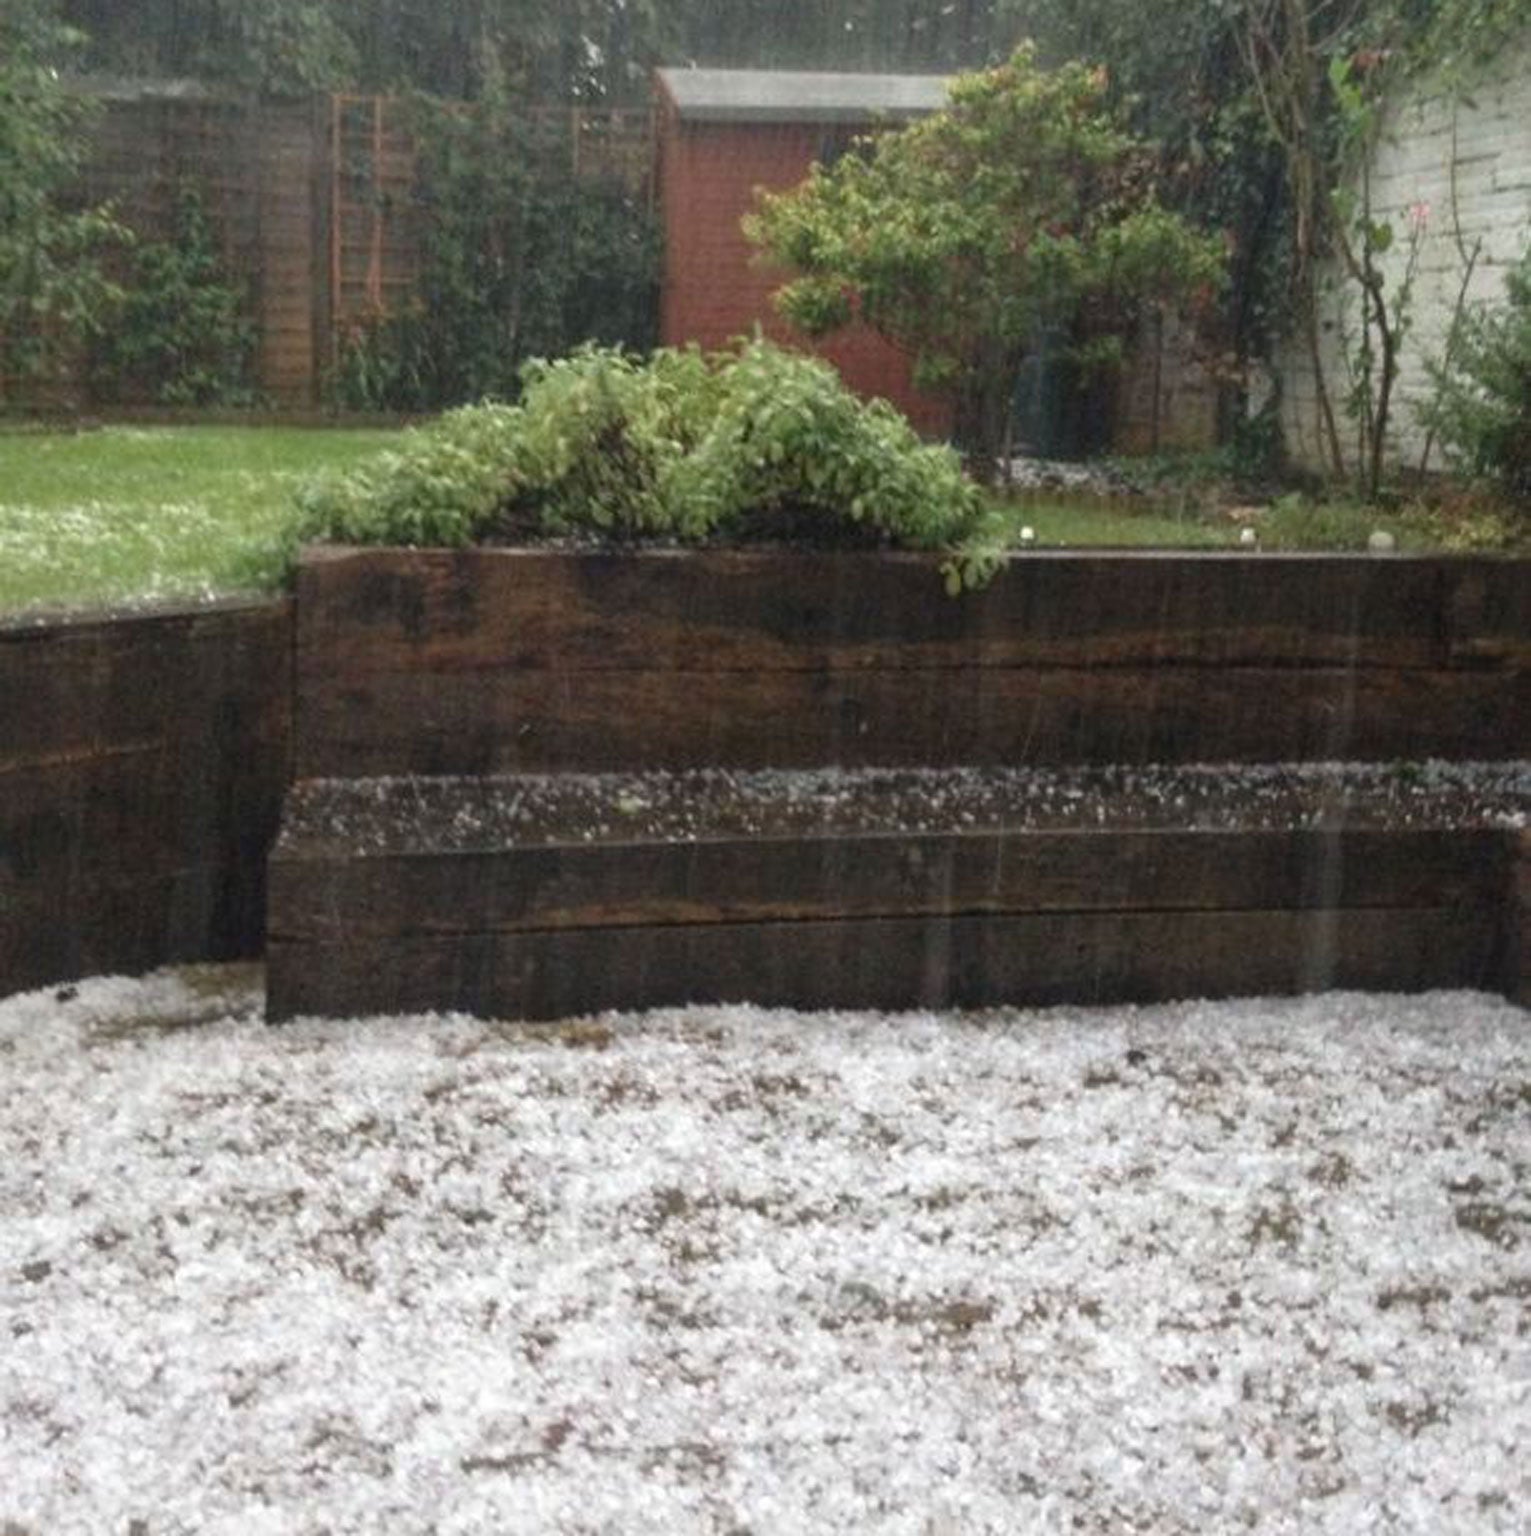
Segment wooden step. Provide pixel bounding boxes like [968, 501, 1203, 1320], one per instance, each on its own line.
[266, 763, 1527, 1022]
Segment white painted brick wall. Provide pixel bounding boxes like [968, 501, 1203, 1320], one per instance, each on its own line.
[1277, 31, 1531, 475]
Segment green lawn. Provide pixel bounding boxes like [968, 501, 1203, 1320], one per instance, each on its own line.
[990, 488, 1526, 554]
[990, 497, 1230, 549]
[0, 425, 397, 615]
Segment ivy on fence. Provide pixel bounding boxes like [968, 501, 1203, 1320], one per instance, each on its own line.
[330, 90, 659, 412]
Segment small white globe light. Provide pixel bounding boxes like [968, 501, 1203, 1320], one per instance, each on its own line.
[1239, 527, 1258, 547]
[1019, 525, 1036, 544]
[1368, 529, 1396, 553]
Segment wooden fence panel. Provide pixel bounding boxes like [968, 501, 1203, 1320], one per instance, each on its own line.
[256, 100, 320, 406]
[32, 88, 654, 408]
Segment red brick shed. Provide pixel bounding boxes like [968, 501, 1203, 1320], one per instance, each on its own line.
[654, 67, 954, 437]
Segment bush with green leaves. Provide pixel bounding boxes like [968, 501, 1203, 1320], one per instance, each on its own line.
[294, 400, 527, 549]
[299, 339, 987, 570]
[746, 45, 1225, 481]
[510, 345, 720, 539]
[664, 341, 984, 552]
[1421, 252, 1531, 506]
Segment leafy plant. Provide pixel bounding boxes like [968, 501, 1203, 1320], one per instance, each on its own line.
[746, 44, 1225, 481]
[300, 339, 988, 577]
[1225, 0, 1526, 497]
[90, 187, 257, 405]
[295, 401, 530, 549]
[1420, 251, 1531, 506]
[927, 3, 1526, 491]
[663, 341, 984, 552]
[1323, 53, 1434, 500]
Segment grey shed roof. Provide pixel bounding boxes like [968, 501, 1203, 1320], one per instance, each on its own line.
[656, 67, 950, 125]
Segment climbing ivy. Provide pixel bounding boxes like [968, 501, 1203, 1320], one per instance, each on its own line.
[330, 89, 659, 412]
[0, 0, 125, 391]
[90, 187, 257, 405]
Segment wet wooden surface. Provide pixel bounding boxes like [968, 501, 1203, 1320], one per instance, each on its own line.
[294, 549, 1530, 776]
[272, 548, 1528, 1020]
[269, 827, 1508, 939]
[1508, 828, 1531, 1007]
[266, 763, 1519, 1022]
[267, 904, 1504, 1024]
[0, 600, 292, 994]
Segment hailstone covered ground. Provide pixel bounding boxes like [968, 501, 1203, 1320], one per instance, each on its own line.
[1, 967, 1525, 1534]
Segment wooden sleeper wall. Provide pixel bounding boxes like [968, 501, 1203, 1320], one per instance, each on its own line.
[266, 783, 1516, 1021]
[294, 548, 1530, 777]
[269, 545, 1528, 1020]
[0, 600, 292, 996]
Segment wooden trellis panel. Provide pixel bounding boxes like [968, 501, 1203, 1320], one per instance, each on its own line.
[59, 88, 318, 406]
[327, 95, 422, 366]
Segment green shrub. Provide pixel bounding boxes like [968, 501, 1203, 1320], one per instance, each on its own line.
[512, 346, 719, 539]
[299, 340, 987, 573]
[1252, 489, 1526, 554]
[665, 342, 982, 550]
[0, 1, 127, 388]
[1421, 251, 1531, 506]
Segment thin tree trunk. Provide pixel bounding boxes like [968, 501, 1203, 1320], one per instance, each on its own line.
[955, 346, 1016, 487]
[1417, 239, 1480, 477]
[1239, 1, 1346, 481]
[1300, 248, 1347, 480]
[1285, 0, 1347, 480]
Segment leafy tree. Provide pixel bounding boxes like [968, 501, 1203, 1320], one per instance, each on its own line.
[0, 0, 123, 391]
[61, 2, 1032, 101]
[1002, 3, 1287, 456]
[1001, 1, 1527, 490]
[746, 45, 1224, 477]
[62, 0, 357, 94]
[670, 0, 1023, 73]
[1224, 0, 1528, 494]
[61, 0, 671, 100]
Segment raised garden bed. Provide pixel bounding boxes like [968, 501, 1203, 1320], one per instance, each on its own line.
[5, 539, 1524, 1012]
[270, 545, 1529, 1021]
